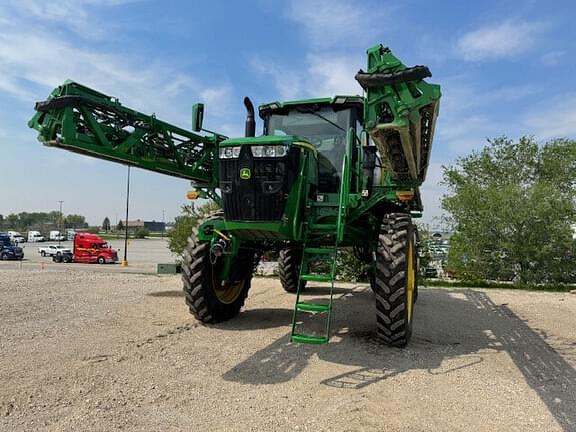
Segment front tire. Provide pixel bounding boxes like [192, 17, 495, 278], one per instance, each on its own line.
[278, 246, 306, 293]
[41, 251, 46, 257]
[373, 213, 418, 347]
[182, 214, 256, 323]
[97, 256, 106, 264]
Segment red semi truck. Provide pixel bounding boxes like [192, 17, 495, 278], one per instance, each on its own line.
[53, 233, 118, 264]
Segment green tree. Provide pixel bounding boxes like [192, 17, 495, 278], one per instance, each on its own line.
[102, 217, 111, 232]
[64, 214, 87, 228]
[167, 201, 221, 256]
[117, 220, 124, 231]
[442, 136, 576, 284]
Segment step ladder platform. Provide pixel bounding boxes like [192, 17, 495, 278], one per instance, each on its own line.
[296, 302, 331, 312]
[300, 274, 332, 282]
[291, 334, 329, 345]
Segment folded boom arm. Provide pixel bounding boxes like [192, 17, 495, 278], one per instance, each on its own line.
[28, 80, 222, 185]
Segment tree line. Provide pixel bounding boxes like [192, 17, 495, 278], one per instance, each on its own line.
[0, 212, 87, 231]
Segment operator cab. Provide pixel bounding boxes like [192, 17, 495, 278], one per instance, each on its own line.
[260, 97, 363, 193]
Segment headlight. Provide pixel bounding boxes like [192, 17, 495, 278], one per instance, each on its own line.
[219, 146, 242, 159]
[251, 145, 287, 158]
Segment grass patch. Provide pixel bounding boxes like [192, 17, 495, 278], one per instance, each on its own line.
[421, 278, 575, 292]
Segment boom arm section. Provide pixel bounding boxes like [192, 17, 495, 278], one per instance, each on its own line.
[356, 45, 441, 184]
[28, 80, 222, 185]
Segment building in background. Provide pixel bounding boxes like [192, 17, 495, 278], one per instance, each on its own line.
[119, 219, 166, 232]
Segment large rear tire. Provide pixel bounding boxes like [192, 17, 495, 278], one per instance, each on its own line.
[182, 213, 257, 323]
[373, 213, 418, 347]
[278, 246, 306, 293]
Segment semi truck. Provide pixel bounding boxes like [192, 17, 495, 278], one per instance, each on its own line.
[52, 233, 118, 264]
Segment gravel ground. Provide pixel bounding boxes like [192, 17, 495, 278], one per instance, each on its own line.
[1, 269, 575, 431]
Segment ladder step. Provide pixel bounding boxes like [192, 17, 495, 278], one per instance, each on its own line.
[291, 334, 329, 345]
[309, 223, 336, 231]
[303, 247, 336, 255]
[296, 302, 331, 312]
[300, 274, 333, 282]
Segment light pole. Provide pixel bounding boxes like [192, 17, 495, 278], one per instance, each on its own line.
[161, 209, 165, 239]
[121, 166, 131, 267]
[58, 200, 64, 246]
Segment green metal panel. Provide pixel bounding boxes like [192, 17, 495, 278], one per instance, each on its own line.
[28, 80, 222, 186]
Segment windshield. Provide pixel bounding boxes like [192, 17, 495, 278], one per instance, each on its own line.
[267, 106, 352, 192]
[1, 237, 11, 246]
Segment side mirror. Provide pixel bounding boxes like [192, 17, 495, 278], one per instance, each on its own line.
[192, 103, 204, 132]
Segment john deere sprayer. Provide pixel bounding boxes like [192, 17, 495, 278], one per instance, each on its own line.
[29, 45, 441, 347]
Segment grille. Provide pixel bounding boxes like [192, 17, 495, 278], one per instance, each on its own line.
[220, 146, 300, 221]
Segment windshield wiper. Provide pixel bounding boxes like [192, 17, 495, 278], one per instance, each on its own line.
[297, 108, 346, 133]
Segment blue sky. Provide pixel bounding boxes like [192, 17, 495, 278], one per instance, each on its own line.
[1, 0, 575, 227]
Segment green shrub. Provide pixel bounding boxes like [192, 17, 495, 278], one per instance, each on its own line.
[134, 228, 150, 239]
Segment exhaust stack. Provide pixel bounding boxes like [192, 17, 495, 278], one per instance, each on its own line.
[243, 97, 255, 137]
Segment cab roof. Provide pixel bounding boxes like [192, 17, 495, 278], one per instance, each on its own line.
[259, 95, 364, 119]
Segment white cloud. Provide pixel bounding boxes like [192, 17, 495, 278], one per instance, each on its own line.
[456, 20, 544, 61]
[1, 0, 140, 40]
[286, 0, 391, 49]
[0, 5, 237, 129]
[540, 50, 565, 66]
[524, 95, 576, 139]
[251, 54, 363, 100]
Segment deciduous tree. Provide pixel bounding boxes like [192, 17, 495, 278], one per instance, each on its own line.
[442, 136, 576, 284]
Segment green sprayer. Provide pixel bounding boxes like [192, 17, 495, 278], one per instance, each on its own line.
[29, 45, 441, 346]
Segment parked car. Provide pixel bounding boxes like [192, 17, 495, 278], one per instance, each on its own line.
[38, 244, 72, 257]
[49, 230, 66, 241]
[8, 231, 26, 243]
[0, 233, 24, 260]
[27, 231, 45, 242]
[423, 266, 438, 278]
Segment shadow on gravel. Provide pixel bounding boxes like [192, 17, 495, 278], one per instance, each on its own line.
[148, 290, 184, 298]
[217, 308, 294, 331]
[223, 287, 576, 432]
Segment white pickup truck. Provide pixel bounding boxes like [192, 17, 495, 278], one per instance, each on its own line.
[38, 245, 72, 257]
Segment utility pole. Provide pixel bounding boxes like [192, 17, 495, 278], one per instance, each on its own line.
[58, 200, 64, 246]
[162, 209, 165, 239]
[121, 166, 131, 267]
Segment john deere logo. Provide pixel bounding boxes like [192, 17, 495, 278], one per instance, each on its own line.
[239, 168, 251, 179]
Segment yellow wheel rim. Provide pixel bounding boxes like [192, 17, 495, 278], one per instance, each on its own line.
[213, 275, 245, 305]
[406, 239, 415, 322]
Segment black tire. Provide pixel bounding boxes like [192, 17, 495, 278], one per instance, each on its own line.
[0, 253, 7, 261]
[41, 251, 46, 257]
[355, 65, 432, 89]
[63, 254, 72, 263]
[373, 213, 418, 347]
[182, 213, 256, 323]
[97, 256, 105, 264]
[278, 247, 306, 293]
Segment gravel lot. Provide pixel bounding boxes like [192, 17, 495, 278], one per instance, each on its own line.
[1, 268, 575, 431]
